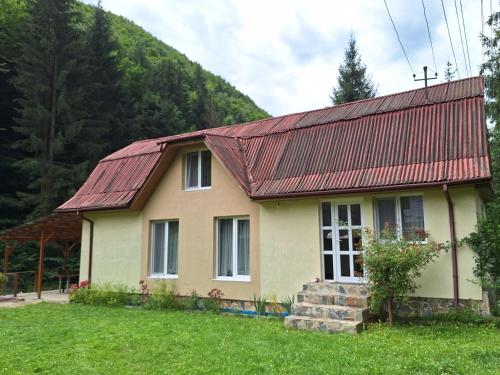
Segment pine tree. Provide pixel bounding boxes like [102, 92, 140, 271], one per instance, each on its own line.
[330, 35, 377, 105]
[75, 1, 124, 166]
[12, 0, 88, 217]
[444, 61, 455, 82]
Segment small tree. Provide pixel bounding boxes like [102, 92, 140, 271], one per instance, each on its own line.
[330, 34, 377, 105]
[362, 228, 445, 324]
[444, 61, 455, 82]
[0, 272, 7, 293]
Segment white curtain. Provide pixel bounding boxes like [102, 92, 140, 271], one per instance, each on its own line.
[186, 152, 198, 188]
[167, 221, 179, 275]
[152, 223, 165, 274]
[218, 219, 233, 276]
[237, 220, 249, 275]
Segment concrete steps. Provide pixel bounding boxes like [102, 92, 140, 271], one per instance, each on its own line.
[284, 282, 370, 335]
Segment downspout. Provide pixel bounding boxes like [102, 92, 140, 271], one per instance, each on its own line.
[82, 216, 94, 285]
[443, 184, 459, 306]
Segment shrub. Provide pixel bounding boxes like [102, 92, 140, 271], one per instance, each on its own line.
[205, 288, 223, 312]
[280, 295, 295, 315]
[464, 203, 500, 315]
[252, 294, 267, 316]
[69, 282, 135, 307]
[0, 272, 7, 291]
[144, 283, 183, 310]
[362, 228, 446, 324]
[186, 290, 205, 311]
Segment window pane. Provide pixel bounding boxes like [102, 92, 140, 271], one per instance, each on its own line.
[167, 221, 179, 275]
[340, 255, 350, 277]
[400, 196, 425, 240]
[201, 150, 211, 187]
[324, 254, 333, 280]
[321, 202, 331, 226]
[152, 223, 165, 274]
[186, 152, 199, 188]
[351, 229, 362, 251]
[353, 254, 363, 277]
[350, 204, 361, 226]
[218, 219, 233, 277]
[339, 229, 349, 251]
[322, 230, 333, 251]
[376, 198, 397, 238]
[237, 220, 249, 275]
[338, 205, 348, 226]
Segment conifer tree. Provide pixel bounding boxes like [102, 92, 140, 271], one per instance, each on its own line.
[12, 0, 87, 217]
[330, 35, 377, 105]
[76, 1, 123, 166]
[444, 61, 455, 82]
[193, 63, 209, 129]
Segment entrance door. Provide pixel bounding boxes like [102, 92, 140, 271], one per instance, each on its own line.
[321, 202, 364, 283]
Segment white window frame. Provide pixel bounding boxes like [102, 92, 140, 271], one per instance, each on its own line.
[373, 194, 426, 243]
[215, 217, 250, 282]
[149, 220, 179, 279]
[184, 150, 211, 191]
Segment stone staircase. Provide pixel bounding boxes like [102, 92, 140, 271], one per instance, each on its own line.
[284, 282, 370, 334]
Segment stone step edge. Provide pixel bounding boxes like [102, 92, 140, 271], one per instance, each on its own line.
[297, 291, 371, 298]
[284, 315, 364, 334]
[294, 301, 368, 313]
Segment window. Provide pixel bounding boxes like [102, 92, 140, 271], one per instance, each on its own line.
[150, 221, 179, 277]
[185, 150, 211, 190]
[216, 217, 250, 281]
[374, 196, 425, 241]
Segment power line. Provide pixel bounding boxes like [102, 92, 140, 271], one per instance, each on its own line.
[421, 0, 438, 74]
[453, 0, 470, 75]
[459, 0, 472, 74]
[441, 0, 461, 78]
[383, 0, 415, 75]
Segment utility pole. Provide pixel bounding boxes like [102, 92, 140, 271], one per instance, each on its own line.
[413, 66, 438, 99]
[413, 66, 438, 88]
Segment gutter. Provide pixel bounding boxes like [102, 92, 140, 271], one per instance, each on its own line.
[443, 184, 459, 306]
[81, 215, 94, 285]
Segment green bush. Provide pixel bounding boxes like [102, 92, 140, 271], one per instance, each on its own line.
[0, 272, 8, 291]
[144, 283, 183, 310]
[362, 228, 447, 324]
[69, 283, 136, 307]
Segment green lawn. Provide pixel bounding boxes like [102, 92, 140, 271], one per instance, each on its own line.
[0, 304, 498, 374]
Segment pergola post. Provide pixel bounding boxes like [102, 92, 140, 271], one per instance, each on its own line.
[36, 232, 45, 299]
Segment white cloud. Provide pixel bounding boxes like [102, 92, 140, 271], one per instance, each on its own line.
[84, 0, 496, 116]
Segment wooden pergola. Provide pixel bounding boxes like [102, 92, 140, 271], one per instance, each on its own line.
[0, 212, 82, 299]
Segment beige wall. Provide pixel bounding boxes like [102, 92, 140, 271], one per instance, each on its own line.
[260, 186, 483, 300]
[79, 211, 143, 287]
[141, 145, 260, 300]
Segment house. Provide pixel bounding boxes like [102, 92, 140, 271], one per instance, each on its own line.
[58, 77, 491, 332]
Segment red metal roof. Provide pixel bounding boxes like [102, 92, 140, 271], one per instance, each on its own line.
[58, 76, 490, 211]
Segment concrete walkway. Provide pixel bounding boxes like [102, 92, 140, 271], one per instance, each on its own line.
[0, 290, 69, 308]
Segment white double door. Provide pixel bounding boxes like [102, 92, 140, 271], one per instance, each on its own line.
[321, 202, 364, 283]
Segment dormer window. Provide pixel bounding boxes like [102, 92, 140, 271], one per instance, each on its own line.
[185, 150, 211, 190]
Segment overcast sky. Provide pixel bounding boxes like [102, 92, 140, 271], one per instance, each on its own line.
[83, 0, 498, 116]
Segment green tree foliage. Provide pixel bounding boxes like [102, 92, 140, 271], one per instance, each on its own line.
[362, 228, 445, 324]
[465, 12, 500, 314]
[12, 0, 88, 217]
[330, 34, 377, 105]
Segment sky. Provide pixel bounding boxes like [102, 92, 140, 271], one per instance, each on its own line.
[83, 0, 498, 117]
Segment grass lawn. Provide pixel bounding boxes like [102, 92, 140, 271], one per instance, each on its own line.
[0, 303, 498, 374]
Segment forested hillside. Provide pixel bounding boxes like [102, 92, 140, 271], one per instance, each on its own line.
[0, 0, 268, 228]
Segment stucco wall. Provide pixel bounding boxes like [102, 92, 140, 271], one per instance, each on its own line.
[141, 145, 260, 300]
[79, 211, 143, 287]
[259, 186, 483, 300]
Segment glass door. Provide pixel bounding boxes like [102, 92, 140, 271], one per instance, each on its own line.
[321, 202, 364, 282]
